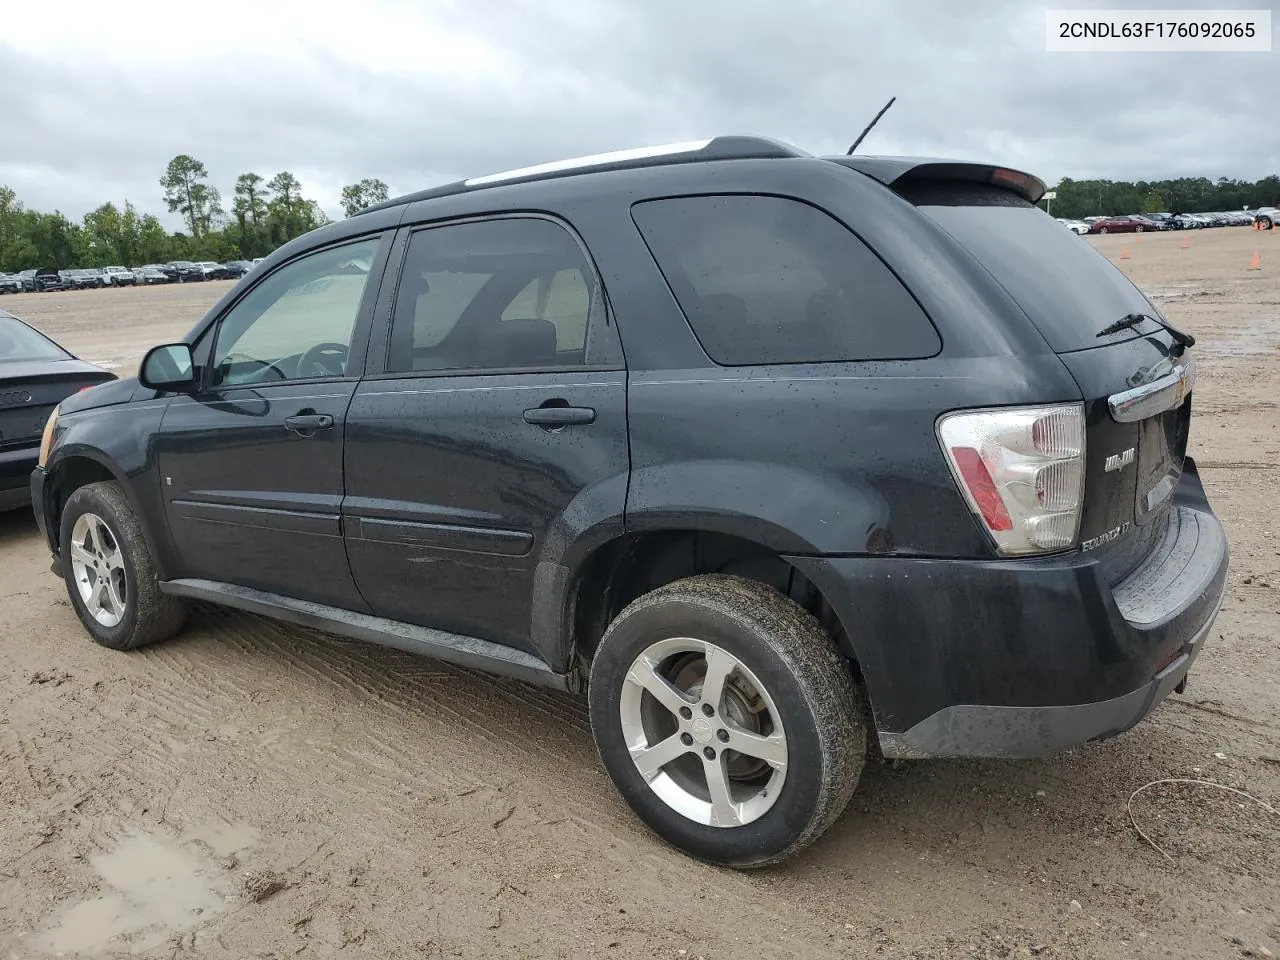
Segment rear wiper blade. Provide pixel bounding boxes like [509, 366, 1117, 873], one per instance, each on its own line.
[1096, 312, 1195, 352]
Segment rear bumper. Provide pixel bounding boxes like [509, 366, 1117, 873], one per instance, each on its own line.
[788, 457, 1228, 759]
[1, 446, 38, 511]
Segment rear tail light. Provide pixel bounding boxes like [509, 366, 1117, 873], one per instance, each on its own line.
[937, 403, 1085, 556]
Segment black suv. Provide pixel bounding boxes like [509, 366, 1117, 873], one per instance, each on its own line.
[29, 137, 1228, 867]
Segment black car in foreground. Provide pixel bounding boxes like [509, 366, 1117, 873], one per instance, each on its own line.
[29, 136, 1227, 867]
[1, 311, 115, 510]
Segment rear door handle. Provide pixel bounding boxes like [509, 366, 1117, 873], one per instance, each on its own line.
[284, 413, 334, 434]
[523, 405, 596, 428]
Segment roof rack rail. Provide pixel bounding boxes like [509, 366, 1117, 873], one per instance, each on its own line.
[358, 136, 810, 215]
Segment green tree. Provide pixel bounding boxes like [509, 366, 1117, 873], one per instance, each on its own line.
[136, 214, 172, 264]
[0, 186, 23, 256]
[1141, 190, 1165, 214]
[266, 171, 325, 245]
[230, 173, 272, 258]
[232, 173, 269, 229]
[160, 155, 222, 237]
[339, 178, 390, 217]
[1, 237, 39, 273]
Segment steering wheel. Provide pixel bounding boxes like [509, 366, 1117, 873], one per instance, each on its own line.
[297, 342, 349, 379]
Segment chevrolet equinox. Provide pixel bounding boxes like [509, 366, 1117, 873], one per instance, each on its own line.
[29, 136, 1228, 866]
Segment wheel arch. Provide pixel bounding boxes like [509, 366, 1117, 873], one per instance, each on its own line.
[565, 528, 862, 680]
[44, 449, 170, 578]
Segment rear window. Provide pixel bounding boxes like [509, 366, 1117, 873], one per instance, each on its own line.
[0, 317, 70, 362]
[632, 195, 940, 366]
[898, 181, 1160, 353]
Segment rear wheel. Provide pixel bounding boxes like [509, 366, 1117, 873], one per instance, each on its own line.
[60, 481, 187, 651]
[1099, 227, 1109, 234]
[588, 574, 866, 867]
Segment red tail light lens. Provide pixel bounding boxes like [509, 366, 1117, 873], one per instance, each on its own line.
[950, 447, 1012, 531]
[938, 404, 1086, 556]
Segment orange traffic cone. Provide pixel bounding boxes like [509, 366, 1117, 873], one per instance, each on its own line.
[1248, 251, 1261, 270]
[1180, 236, 1190, 249]
[1136, 234, 1144, 244]
[1120, 246, 1131, 260]
[1254, 220, 1261, 231]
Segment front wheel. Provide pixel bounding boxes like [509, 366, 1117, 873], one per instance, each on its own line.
[1099, 227, 1109, 234]
[60, 481, 187, 650]
[588, 574, 866, 868]
[1261, 216, 1274, 230]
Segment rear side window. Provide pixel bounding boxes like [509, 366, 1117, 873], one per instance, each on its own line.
[386, 218, 619, 374]
[898, 181, 1160, 353]
[632, 195, 940, 365]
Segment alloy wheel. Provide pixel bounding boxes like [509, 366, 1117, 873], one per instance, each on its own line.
[619, 637, 788, 828]
[69, 512, 128, 628]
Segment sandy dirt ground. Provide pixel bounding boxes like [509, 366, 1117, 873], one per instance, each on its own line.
[1, 230, 1277, 959]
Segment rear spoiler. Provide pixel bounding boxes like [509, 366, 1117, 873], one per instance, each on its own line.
[825, 156, 1047, 205]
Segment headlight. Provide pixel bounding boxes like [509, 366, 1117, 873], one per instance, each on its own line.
[38, 405, 60, 468]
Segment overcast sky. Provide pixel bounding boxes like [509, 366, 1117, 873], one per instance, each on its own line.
[2, 0, 1277, 227]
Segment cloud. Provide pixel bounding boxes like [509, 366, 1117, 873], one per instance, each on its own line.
[1, 0, 1276, 226]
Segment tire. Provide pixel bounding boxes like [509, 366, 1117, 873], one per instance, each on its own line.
[1135, 226, 1144, 233]
[59, 481, 187, 651]
[1099, 227, 1109, 234]
[1262, 216, 1274, 230]
[588, 573, 866, 868]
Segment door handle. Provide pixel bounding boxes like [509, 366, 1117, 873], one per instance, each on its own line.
[284, 412, 334, 435]
[523, 403, 596, 428]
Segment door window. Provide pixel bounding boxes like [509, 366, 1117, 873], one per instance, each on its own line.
[211, 238, 381, 386]
[386, 218, 617, 373]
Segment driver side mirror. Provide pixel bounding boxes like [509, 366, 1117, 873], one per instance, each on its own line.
[139, 343, 197, 393]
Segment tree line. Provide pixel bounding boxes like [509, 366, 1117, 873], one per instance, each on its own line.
[1046, 175, 1280, 219]
[0, 154, 390, 272]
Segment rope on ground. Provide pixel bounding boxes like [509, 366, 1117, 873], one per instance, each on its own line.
[1127, 777, 1280, 865]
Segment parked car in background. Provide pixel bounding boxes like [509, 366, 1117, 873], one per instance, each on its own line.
[194, 261, 231, 280]
[223, 260, 253, 278]
[167, 261, 205, 282]
[35, 269, 69, 292]
[1087, 216, 1142, 234]
[1, 309, 115, 510]
[17, 270, 39, 292]
[1056, 218, 1090, 235]
[0, 274, 22, 294]
[67, 269, 106, 290]
[1123, 215, 1166, 231]
[28, 136, 1227, 867]
[134, 265, 171, 285]
[101, 266, 136, 286]
[1253, 207, 1279, 230]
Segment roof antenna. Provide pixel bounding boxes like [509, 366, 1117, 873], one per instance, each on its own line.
[846, 96, 896, 155]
